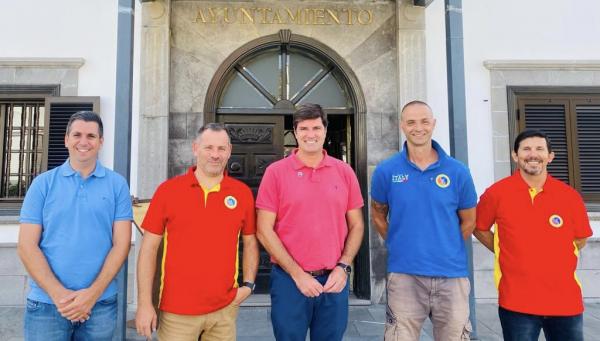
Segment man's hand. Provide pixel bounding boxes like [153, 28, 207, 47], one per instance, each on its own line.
[49, 287, 88, 322]
[57, 288, 99, 322]
[292, 271, 324, 297]
[232, 286, 252, 306]
[135, 302, 157, 339]
[323, 267, 347, 293]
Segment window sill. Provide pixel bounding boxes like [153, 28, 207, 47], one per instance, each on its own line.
[0, 215, 19, 224]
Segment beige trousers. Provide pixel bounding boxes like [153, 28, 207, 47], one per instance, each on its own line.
[158, 302, 239, 341]
[384, 273, 472, 341]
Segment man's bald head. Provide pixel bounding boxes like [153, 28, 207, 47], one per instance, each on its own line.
[400, 100, 433, 121]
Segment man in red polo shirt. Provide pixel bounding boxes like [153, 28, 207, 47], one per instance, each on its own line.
[256, 104, 364, 341]
[475, 129, 592, 341]
[135, 123, 259, 340]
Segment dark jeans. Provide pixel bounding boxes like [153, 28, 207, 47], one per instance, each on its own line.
[499, 306, 583, 341]
[270, 265, 349, 341]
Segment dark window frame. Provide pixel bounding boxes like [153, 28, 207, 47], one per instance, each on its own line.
[0, 86, 59, 214]
[0, 85, 99, 214]
[508, 86, 600, 209]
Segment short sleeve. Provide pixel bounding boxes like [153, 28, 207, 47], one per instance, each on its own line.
[19, 176, 46, 225]
[571, 192, 593, 239]
[476, 188, 497, 231]
[255, 165, 279, 213]
[458, 167, 477, 210]
[370, 165, 388, 204]
[141, 183, 169, 235]
[114, 176, 133, 222]
[344, 165, 364, 211]
[241, 188, 257, 235]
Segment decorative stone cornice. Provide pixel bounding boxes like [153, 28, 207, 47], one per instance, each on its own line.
[0, 58, 85, 68]
[484, 60, 600, 71]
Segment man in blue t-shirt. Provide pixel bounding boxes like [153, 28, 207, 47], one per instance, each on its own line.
[18, 111, 133, 341]
[371, 101, 477, 340]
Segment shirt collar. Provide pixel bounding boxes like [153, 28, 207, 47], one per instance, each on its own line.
[512, 169, 554, 193]
[60, 159, 106, 178]
[185, 166, 231, 189]
[400, 139, 448, 170]
[289, 148, 333, 171]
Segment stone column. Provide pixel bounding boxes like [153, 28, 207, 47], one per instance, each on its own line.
[396, 0, 427, 109]
[137, 0, 170, 199]
[369, 0, 428, 305]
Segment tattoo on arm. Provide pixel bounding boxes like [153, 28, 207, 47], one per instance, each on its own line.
[371, 201, 389, 215]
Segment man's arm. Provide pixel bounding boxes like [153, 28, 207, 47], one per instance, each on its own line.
[58, 220, 132, 321]
[232, 234, 259, 305]
[473, 230, 494, 252]
[17, 224, 80, 318]
[135, 231, 162, 339]
[371, 200, 389, 240]
[256, 209, 324, 297]
[324, 207, 364, 293]
[458, 207, 476, 240]
[574, 238, 588, 250]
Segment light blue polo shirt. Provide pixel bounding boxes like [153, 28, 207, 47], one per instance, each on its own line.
[20, 159, 133, 304]
[371, 140, 477, 277]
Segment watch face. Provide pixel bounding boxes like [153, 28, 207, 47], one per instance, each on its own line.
[337, 263, 351, 273]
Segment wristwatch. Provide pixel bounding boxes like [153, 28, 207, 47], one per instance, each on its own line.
[242, 281, 256, 294]
[336, 262, 352, 274]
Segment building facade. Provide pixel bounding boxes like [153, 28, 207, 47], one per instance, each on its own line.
[0, 0, 599, 308]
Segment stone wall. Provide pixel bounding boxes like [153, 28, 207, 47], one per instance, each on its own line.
[0, 244, 137, 307]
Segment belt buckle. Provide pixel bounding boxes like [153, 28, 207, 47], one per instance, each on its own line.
[306, 269, 329, 277]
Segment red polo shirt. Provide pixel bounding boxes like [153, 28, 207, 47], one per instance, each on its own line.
[142, 167, 256, 315]
[476, 171, 592, 315]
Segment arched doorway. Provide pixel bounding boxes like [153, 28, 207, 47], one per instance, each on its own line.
[204, 29, 369, 299]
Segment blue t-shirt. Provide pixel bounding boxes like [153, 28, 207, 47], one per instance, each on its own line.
[371, 141, 477, 277]
[20, 160, 133, 304]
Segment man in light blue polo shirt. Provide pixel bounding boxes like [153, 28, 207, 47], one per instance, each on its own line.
[18, 111, 133, 341]
[371, 101, 477, 340]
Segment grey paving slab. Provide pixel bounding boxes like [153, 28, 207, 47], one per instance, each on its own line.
[583, 311, 600, 341]
[0, 306, 23, 341]
[367, 306, 386, 322]
[352, 319, 384, 337]
[474, 303, 503, 336]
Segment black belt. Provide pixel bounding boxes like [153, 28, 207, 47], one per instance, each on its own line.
[273, 264, 331, 277]
[305, 269, 332, 277]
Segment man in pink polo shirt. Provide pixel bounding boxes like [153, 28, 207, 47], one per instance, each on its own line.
[256, 103, 364, 341]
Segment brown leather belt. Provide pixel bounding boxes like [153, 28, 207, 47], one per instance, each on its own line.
[305, 269, 332, 277]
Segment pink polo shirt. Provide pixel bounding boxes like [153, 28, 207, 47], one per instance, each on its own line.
[256, 149, 364, 271]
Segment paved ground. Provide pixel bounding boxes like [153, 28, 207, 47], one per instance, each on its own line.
[1, 303, 600, 340]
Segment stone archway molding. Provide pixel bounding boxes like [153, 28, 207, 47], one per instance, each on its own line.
[203, 29, 371, 298]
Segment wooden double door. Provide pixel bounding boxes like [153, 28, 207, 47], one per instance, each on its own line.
[219, 115, 284, 293]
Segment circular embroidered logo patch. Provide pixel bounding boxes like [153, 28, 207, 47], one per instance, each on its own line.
[224, 196, 237, 209]
[549, 214, 563, 228]
[435, 174, 451, 188]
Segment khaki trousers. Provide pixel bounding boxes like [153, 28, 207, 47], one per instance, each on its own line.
[157, 302, 239, 341]
[384, 273, 472, 341]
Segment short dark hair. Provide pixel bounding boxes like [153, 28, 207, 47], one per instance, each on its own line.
[196, 122, 230, 143]
[400, 100, 432, 118]
[293, 103, 328, 130]
[66, 111, 104, 138]
[513, 129, 553, 154]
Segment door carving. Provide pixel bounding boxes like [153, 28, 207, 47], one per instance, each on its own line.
[218, 115, 284, 293]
